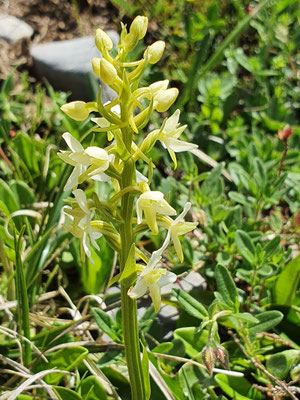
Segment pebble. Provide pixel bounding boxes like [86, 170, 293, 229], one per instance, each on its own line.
[30, 31, 119, 102]
[0, 14, 33, 44]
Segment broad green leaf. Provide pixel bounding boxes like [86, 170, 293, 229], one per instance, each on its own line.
[235, 230, 255, 264]
[53, 387, 82, 400]
[228, 191, 248, 205]
[273, 254, 300, 306]
[215, 264, 238, 310]
[141, 345, 151, 400]
[253, 157, 266, 190]
[82, 238, 114, 294]
[248, 311, 283, 341]
[215, 374, 262, 399]
[80, 376, 107, 400]
[266, 350, 300, 380]
[34, 346, 88, 385]
[232, 313, 260, 324]
[92, 308, 121, 343]
[0, 178, 19, 213]
[172, 289, 208, 320]
[174, 327, 208, 358]
[10, 180, 35, 206]
[263, 236, 281, 260]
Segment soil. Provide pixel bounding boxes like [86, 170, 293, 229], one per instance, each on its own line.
[0, 0, 118, 78]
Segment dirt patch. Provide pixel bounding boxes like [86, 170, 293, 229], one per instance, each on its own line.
[0, 0, 118, 78]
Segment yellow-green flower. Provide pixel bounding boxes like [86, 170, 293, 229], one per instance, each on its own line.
[58, 132, 109, 191]
[136, 191, 176, 235]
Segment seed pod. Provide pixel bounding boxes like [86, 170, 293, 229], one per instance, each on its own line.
[202, 346, 215, 376]
[215, 346, 229, 370]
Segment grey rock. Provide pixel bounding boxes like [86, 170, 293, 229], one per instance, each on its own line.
[30, 32, 119, 102]
[161, 270, 205, 295]
[0, 14, 33, 44]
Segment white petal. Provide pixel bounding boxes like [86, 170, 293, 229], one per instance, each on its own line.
[164, 109, 180, 133]
[136, 198, 143, 225]
[136, 170, 148, 183]
[140, 191, 164, 202]
[173, 202, 191, 225]
[85, 146, 109, 161]
[91, 173, 111, 182]
[91, 117, 110, 128]
[58, 151, 77, 166]
[73, 189, 89, 214]
[62, 132, 83, 153]
[128, 279, 148, 299]
[82, 232, 94, 264]
[158, 271, 177, 287]
[64, 165, 83, 191]
[163, 137, 198, 153]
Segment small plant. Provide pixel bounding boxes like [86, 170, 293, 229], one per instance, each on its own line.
[58, 16, 198, 399]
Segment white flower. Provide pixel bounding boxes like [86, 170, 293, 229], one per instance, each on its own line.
[158, 110, 198, 168]
[128, 229, 176, 312]
[58, 132, 109, 191]
[63, 189, 102, 264]
[136, 191, 176, 235]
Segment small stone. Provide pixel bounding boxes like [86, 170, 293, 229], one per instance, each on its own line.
[30, 32, 119, 102]
[0, 14, 33, 44]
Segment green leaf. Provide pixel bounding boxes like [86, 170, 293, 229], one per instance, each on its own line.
[119, 243, 137, 286]
[80, 376, 107, 400]
[53, 387, 82, 400]
[34, 346, 88, 385]
[253, 157, 266, 190]
[92, 308, 121, 343]
[266, 350, 300, 380]
[174, 327, 208, 358]
[215, 374, 262, 399]
[141, 345, 151, 400]
[0, 178, 19, 214]
[172, 289, 208, 320]
[10, 181, 35, 206]
[232, 313, 260, 324]
[235, 230, 255, 264]
[215, 264, 238, 310]
[273, 254, 300, 306]
[248, 311, 283, 341]
[228, 191, 248, 205]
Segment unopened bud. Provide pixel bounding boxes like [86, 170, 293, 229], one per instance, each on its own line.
[99, 59, 118, 85]
[149, 80, 169, 93]
[92, 57, 101, 77]
[145, 41, 165, 64]
[154, 88, 179, 112]
[130, 16, 148, 40]
[215, 346, 229, 370]
[278, 125, 293, 141]
[95, 29, 113, 53]
[61, 101, 89, 121]
[202, 346, 215, 376]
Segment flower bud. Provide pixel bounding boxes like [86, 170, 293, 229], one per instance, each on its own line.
[99, 59, 118, 85]
[154, 88, 179, 112]
[95, 29, 113, 53]
[149, 80, 169, 93]
[130, 16, 148, 40]
[202, 346, 215, 376]
[61, 101, 89, 121]
[215, 346, 229, 370]
[92, 57, 101, 77]
[278, 124, 293, 141]
[146, 41, 165, 64]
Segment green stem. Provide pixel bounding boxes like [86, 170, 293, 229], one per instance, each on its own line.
[119, 158, 145, 400]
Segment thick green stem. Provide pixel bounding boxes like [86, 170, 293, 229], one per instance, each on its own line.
[119, 158, 146, 400]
